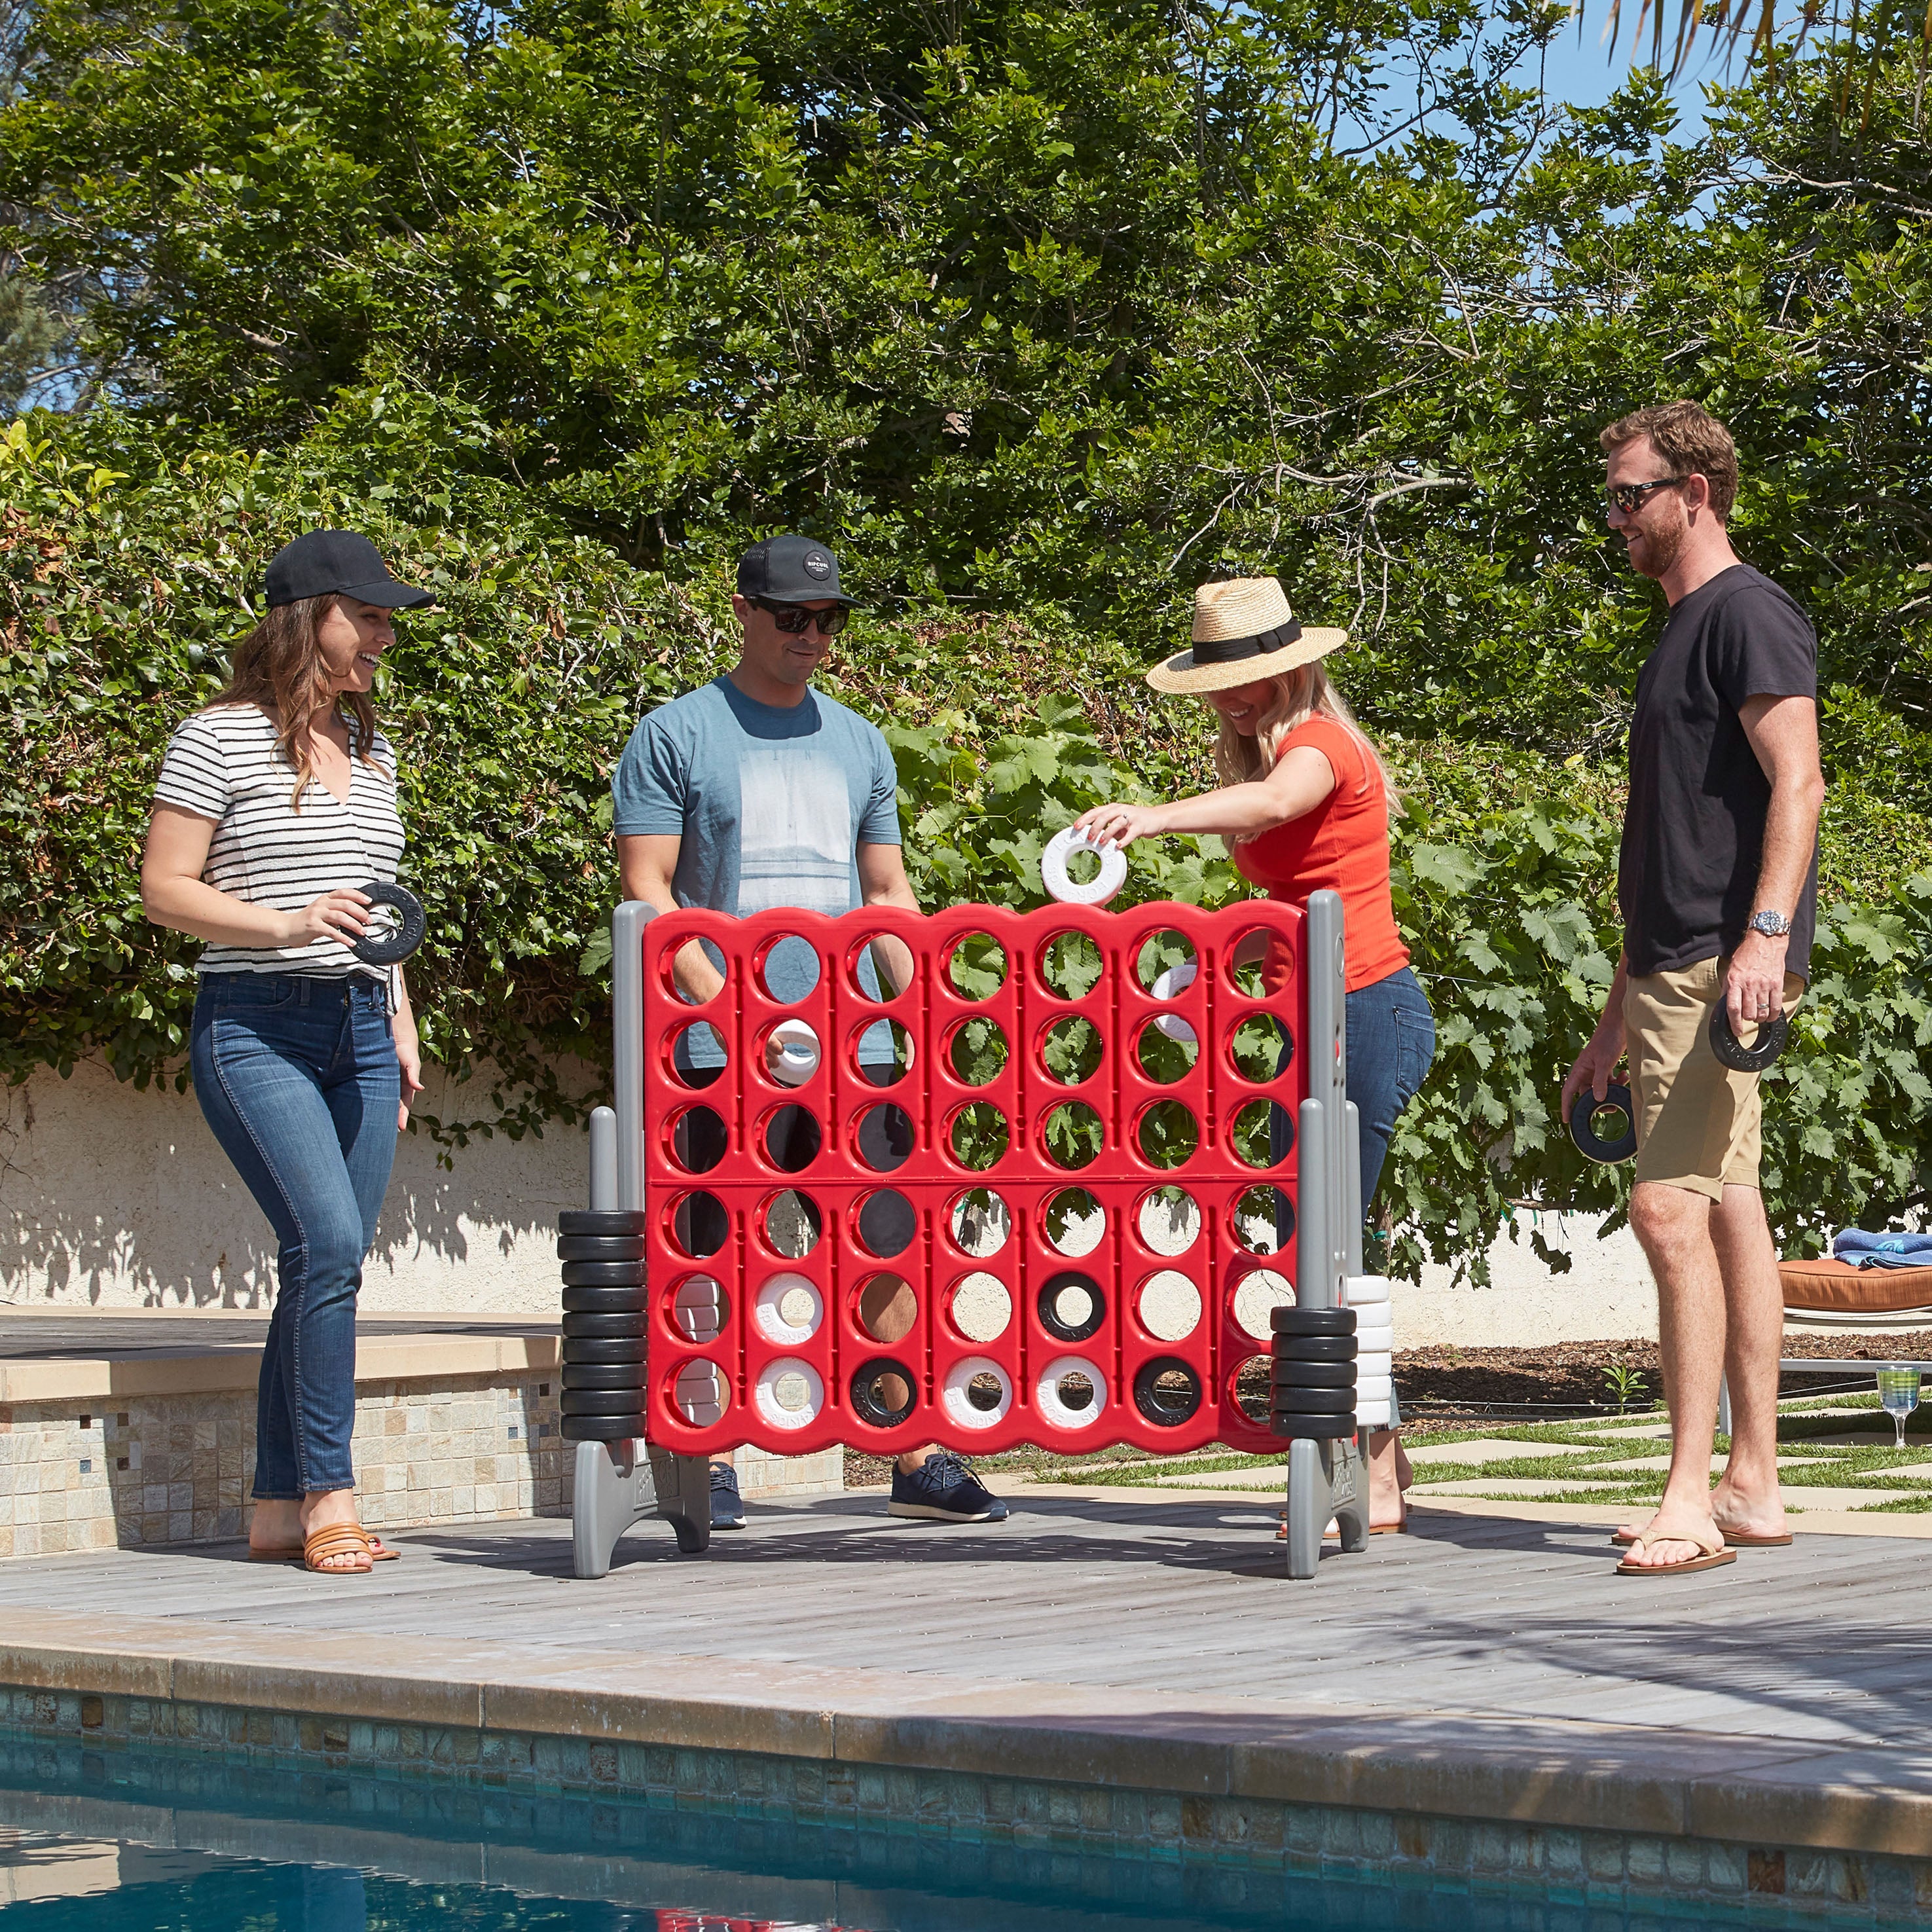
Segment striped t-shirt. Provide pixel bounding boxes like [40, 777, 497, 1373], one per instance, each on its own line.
[153, 704, 405, 979]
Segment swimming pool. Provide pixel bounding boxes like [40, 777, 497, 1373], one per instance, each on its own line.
[0, 1728, 1875, 1931]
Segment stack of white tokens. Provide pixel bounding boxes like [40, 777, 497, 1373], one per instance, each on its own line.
[1345, 1274, 1394, 1427]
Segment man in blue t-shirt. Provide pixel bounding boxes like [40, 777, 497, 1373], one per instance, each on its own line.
[613, 532, 1007, 1532]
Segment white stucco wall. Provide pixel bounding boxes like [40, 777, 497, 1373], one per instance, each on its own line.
[2, 1056, 1660, 1340]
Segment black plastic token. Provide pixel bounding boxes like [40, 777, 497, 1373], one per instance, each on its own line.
[558, 1209, 648, 1237]
[1269, 1359, 1357, 1389]
[560, 1285, 647, 1316]
[1569, 1082, 1637, 1164]
[1269, 1307, 1356, 1337]
[560, 1312, 646, 1340]
[562, 1388, 653, 1415]
[1709, 1006, 1789, 1073]
[562, 1363, 647, 1391]
[849, 1357, 917, 1429]
[559, 1260, 646, 1288]
[1131, 1357, 1202, 1427]
[560, 1413, 647, 1441]
[560, 1336, 646, 1365]
[350, 880, 426, 966]
[557, 1233, 646, 1262]
[1269, 1334, 1357, 1363]
[1268, 1411, 1358, 1439]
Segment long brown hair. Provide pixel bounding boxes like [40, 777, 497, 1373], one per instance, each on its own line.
[1211, 663, 1397, 833]
[205, 594, 378, 809]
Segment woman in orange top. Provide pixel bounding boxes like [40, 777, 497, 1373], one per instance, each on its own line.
[1077, 576, 1434, 1527]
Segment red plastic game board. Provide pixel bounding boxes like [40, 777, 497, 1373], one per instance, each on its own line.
[635, 900, 1309, 1459]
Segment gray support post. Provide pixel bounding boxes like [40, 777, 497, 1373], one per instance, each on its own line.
[571, 903, 710, 1577]
[1283, 890, 1367, 1575]
[1718, 1374, 1733, 1441]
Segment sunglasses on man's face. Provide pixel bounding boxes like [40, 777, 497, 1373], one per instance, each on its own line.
[1603, 476, 1685, 515]
[752, 596, 848, 637]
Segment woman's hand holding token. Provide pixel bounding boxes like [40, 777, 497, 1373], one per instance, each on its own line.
[279, 888, 373, 951]
[1074, 802, 1168, 851]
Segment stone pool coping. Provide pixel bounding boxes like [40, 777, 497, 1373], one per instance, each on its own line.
[1, 1603, 1926, 1870]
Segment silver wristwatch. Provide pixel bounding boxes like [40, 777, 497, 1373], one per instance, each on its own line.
[1747, 909, 1793, 939]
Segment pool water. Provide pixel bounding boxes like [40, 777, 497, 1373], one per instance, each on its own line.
[0, 1732, 1861, 1931]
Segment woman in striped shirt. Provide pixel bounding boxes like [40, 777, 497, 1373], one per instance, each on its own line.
[141, 531, 431, 1575]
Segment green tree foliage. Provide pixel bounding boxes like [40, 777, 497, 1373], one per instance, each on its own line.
[0, 4, 1927, 1271]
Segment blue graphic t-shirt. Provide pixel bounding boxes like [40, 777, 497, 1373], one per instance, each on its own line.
[611, 677, 903, 1066]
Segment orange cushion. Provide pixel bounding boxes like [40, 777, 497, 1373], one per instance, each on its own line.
[1780, 1257, 1932, 1313]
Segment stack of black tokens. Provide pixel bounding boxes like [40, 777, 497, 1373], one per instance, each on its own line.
[558, 1208, 647, 1441]
[1269, 1305, 1357, 1439]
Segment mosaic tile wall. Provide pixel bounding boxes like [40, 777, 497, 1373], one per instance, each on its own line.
[0, 1379, 840, 1558]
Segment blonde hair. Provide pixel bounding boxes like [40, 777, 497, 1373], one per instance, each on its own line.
[1211, 664, 1396, 832]
[205, 594, 379, 809]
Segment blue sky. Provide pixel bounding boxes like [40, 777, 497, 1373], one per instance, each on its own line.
[1535, 10, 1761, 139]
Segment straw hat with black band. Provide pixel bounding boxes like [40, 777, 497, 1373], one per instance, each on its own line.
[1147, 577, 1349, 695]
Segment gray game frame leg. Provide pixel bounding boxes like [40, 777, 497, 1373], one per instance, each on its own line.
[1281, 890, 1371, 1579]
[568, 922, 713, 1577]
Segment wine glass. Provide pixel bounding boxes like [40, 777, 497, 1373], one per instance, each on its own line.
[1876, 1367, 1922, 1451]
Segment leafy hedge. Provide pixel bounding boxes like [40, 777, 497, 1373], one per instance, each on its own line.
[5, 421, 1928, 1273]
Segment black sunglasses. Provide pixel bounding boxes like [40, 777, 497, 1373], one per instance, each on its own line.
[752, 596, 848, 637]
[1603, 476, 1685, 514]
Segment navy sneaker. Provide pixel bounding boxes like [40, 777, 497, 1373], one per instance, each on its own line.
[888, 1450, 1008, 1523]
[708, 1461, 745, 1529]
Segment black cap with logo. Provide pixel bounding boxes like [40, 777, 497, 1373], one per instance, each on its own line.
[736, 533, 855, 606]
[265, 530, 434, 611]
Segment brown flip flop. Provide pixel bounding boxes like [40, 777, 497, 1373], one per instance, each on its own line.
[1721, 1530, 1793, 1547]
[1615, 1530, 1736, 1577]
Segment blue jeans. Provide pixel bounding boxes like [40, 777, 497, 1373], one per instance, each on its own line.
[191, 974, 399, 1498]
[1275, 965, 1437, 1230]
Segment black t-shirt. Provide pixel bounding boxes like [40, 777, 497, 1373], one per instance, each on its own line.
[1619, 563, 1819, 980]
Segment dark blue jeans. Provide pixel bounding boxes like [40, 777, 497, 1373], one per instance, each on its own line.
[1275, 964, 1436, 1230]
[191, 974, 399, 1499]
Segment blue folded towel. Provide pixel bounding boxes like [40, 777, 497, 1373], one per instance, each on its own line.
[1833, 1229, 1932, 1270]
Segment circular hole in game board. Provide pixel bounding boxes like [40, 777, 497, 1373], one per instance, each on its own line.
[660, 934, 727, 1007]
[946, 932, 1008, 1001]
[1228, 928, 1281, 999]
[671, 1358, 727, 1428]
[1137, 1269, 1203, 1343]
[1038, 1271, 1105, 1343]
[1044, 1188, 1105, 1257]
[1038, 930, 1103, 1000]
[671, 1275, 725, 1343]
[1040, 1013, 1103, 1085]
[1233, 1267, 1296, 1339]
[856, 1102, 915, 1172]
[671, 1191, 728, 1260]
[845, 932, 913, 1003]
[946, 1015, 1009, 1086]
[670, 1020, 727, 1089]
[857, 1272, 917, 1343]
[853, 1017, 914, 1089]
[949, 1270, 1012, 1343]
[856, 1188, 917, 1259]
[1135, 1018, 1199, 1084]
[763, 1188, 822, 1259]
[949, 1102, 1009, 1171]
[1136, 1099, 1199, 1169]
[1135, 928, 1197, 994]
[949, 1186, 1010, 1256]
[1136, 1184, 1199, 1255]
[762, 1103, 822, 1173]
[850, 1358, 917, 1429]
[1233, 1184, 1294, 1254]
[1042, 1101, 1103, 1170]
[1232, 1098, 1286, 1169]
[756, 932, 821, 1003]
[1232, 1354, 1275, 1427]
[967, 1369, 1007, 1412]
[1228, 1012, 1292, 1084]
[669, 1105, 727, 1174]
[761, 1018, 821, 1089]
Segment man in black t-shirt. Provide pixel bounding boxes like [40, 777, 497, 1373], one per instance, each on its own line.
[1561, 401, 1825, 1579]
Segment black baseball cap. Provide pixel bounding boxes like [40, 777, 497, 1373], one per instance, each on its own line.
[264, 530, 433, 611]
[736, 533, 855, 606]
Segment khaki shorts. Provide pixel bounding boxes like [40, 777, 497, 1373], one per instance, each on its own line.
[1622, 955, 1803, 1201]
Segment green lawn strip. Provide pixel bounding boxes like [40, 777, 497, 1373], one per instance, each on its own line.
[1028, 1450, 1282, 1487]
[1854, 1495, 1932, 1513]
[1401, 1417, 1669, 1452]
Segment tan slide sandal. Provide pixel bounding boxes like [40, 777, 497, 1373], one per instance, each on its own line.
[302, 1522, 378, 1575]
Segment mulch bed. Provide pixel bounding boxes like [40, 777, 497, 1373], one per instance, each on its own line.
[840, 1334, 1932, 1481]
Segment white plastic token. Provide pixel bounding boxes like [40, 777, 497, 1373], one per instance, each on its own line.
[941, 1356, 1013, 1430]
[753, 1272, 823, 1345]
[1148, 960, 1199, 1041]
[1041, 826, 1129, 906]
[753, 1357, 824, 1431]
[1034, 1353, 1110, 1429]
[1356, 1375, 1393, 1402]
[1357, 1400, 1391, 1427]
[1355, 1322, 1394, 1351]
[765, 1019, 822, 1087]
[1344, 1273, 1392, 1307]
[1356, 1351, 1393, 1379]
